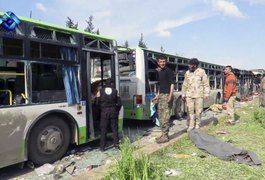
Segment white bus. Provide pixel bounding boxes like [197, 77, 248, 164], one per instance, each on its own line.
[0, 12, 122, 168]
[118, 47, 226, 121]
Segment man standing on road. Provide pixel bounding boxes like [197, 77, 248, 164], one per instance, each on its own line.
[260, 75, 265, 107]
[153, 55, 175, 144]
[182, 58, 210, 132]
[223, 65, 237, 125]
[97, 79, 122, 151]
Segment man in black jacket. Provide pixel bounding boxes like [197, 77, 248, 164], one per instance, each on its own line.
[97, 79, 122, 151]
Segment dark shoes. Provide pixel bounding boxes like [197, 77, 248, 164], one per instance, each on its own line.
[226, 121, 235, 125]
[114, 144, 120, 150]
[226, 119, 237, 125]
[156, 135, 169, 144]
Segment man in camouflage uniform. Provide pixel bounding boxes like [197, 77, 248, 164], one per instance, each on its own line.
[260, 75, 265, 107]
[153, 55, 175, 144]
[182, 58, 210, 132]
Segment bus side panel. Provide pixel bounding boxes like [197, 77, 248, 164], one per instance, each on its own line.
[0, 107, 27, 168]
[118, 106, 124, 131]
[0, 103, 86, 168]
[120, 78, 137, 119]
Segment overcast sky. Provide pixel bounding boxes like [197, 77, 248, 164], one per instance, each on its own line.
[1, 0, 265, 70]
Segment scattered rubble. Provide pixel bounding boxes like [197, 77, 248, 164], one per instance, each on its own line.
[164, 169, 181, 177]
[175, 154, 192, 159]
[35, 163, 55, 176]
[215, 130, 227, 134]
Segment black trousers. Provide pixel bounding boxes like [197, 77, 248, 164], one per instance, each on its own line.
[100, 107, 119, 150]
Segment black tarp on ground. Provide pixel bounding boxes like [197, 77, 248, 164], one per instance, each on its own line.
[189, 129, 262, 166]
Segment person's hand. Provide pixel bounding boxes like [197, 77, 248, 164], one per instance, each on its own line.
[167, 95, 173, 103]
[204, 96, 210, 101]
[153, 96, 159, 104]
[222, 102, 227, 110]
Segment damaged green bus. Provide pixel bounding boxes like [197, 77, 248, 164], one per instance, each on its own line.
[0, 12, 122, 168]
[118, 47, 254, 121]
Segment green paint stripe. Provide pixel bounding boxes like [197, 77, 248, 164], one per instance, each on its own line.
[21, 140, 25, 159]
[118, 118, 123, 132]
[0, 11, 114, 41]
[78, 126, 87, 144]
[124, 107, 148, 120]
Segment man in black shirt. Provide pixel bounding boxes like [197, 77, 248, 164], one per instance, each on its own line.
[153, 55, 174, 143]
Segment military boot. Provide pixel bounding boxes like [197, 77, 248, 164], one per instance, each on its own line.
[187, 114, 195, 132]
[156, 134, 169, 144]
[155, 135, 162, 141]
[195, 119, 201, 129]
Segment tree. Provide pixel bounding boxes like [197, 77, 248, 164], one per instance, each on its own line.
[96, 28, 100, 35]
[65, 17, 78, 29]
[124, 40, 129, 48]
[138, 33, 147, 48]
[160, 45, 165, 53]
[84, 15, 95, 33]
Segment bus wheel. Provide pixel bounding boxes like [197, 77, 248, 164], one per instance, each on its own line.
[175, 97, 184, 119]
[28, 116, 70, 165]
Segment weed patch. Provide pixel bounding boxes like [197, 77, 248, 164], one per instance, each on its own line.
[253, 107, 265, 128]
[104, 138, 163, 180]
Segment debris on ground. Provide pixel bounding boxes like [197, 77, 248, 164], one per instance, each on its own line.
[87, 164, 101, 171]
[35, 163, 55, 176]
[240, 96, 254, 102]
[86, 165, 93, 171]
[164, 169, 181, 177]
[191, 152, 197, 156]
[26, 162, 34, 169]
[105, 159, 112, 165]
[66, 166, 76, 175]
[215, 130, 227, 134]
[207, 104, 223, 112]
[189, 130, 262, 166]
[80, 146, 92, 152]
[175, 154, 192, 159]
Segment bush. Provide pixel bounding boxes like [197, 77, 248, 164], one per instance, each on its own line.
[104, 138, 162, 180]
[253, 107, 265, 128]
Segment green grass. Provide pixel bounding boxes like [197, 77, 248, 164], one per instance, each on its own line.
[151, 101, 265, 180]
[105, 100, 265, 180]
[104, 138, 163, 180]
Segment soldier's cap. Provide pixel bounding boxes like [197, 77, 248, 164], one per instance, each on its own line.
[189, 58, 199, 66]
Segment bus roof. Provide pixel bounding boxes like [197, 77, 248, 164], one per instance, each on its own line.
[0, 11, 114, 41]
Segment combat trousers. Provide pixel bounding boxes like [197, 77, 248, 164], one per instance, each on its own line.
[227, 96, 236, 122]
[158, 94, 172, 136]
[186, 97, 203, 128]
[100, 107, 119, 150]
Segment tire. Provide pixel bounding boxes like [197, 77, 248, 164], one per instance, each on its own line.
[175, 97, 185, 119]
[28, 116, 70, 165]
